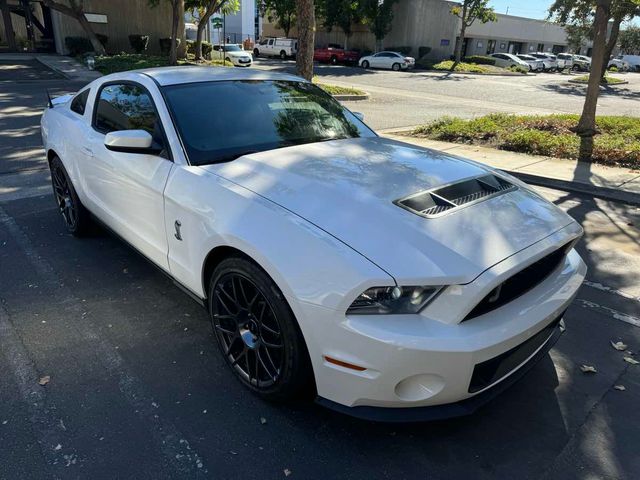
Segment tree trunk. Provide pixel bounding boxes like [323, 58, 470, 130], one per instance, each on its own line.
[295, 0, 315, 81]
[169, 0, 180, 65]
[452, 4, 468, 70]
[177, 0, 187, 60]
[600, 16, 622, 80]
[76, 11, 105, 55]
[195, 21, 206, 60]
[0, 0, 17, 51]
[575, 0, 611, 162]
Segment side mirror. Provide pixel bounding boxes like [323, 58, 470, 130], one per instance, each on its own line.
[104, 130, 158, 154]
[353, 112, 365, 121]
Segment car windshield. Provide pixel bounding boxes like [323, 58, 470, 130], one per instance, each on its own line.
[224, 45, 242, 52]
[163, 80, 375, 165]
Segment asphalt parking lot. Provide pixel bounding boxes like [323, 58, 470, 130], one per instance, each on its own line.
[254, 58, 640, 129]
[1, 59, 640, 480]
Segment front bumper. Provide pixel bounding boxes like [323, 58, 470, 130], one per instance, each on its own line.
[291, 224, 586, 419]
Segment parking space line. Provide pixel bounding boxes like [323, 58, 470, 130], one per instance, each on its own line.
[0, 206, 208, 476]
[576, 298, 640, 328]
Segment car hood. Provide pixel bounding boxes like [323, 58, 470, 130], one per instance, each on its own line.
[226, 51, 250, 57]
[202, 137, 575, 283]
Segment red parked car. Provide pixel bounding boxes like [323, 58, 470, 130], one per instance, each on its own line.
[314, 46, 361, 65]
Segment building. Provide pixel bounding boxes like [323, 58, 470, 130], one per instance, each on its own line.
[1, 0, 174, 55]
[263, 0, 572, 60]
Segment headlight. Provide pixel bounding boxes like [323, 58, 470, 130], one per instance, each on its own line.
[347, 286, 442, 315]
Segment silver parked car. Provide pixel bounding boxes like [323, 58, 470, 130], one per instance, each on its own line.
[516, 54, 544, 72]
[489, 53, 531, 70]
[530, 53, 559, 72]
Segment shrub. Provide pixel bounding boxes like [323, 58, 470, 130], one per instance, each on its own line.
[186, 40, 213, 57]
[128, 34, 149, 54]
[509, 65, 529, 74]
[385, 46, 412, 55]
[432, 60, 492, 73]
[418, 46, 432, 58]
[159, 37, 181, 56]
[463, 55, 496, 66]
[65, 36, 93, 55]
[609, 65, 619, 72]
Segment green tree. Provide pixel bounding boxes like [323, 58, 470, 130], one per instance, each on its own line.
[260, 0, 297, 37]
[565, 23, 592, 52]
[296, 0, 315, 80]
[186, 0, 240, 59]
[549, 0, 640, 161]
[358, 0, 399, 51]
[451, 0, 497, 68]
[39, 0, 105, 54]
[149, 0, 186, 65]
[619, 25, 640, 53]
[317, 0, 360, 49]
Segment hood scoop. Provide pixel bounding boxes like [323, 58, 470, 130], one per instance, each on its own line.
[394, 174, 517, 218]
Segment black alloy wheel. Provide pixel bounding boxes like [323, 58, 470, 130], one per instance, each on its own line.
[49, 156, 90, 236]
[208, 257, 313, 400]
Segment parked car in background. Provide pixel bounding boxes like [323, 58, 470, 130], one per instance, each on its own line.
[359, 51, 415, 71]
[608, 56, 630, 71]
[570, 54, 591, 72]
[314, 46, 360, 65]
[530, 53, 559, 72]
[212, 44, 253, 67]
[253, 37, 297, 59]
[489, 53, 531, 70]
[512, 54, 543, 72]
[556, 53, 574, 70]
[618, 55, 640, 72]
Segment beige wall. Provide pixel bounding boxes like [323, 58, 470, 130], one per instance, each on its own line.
[52, 0, 174, 55]
[263, 0, 459, 59]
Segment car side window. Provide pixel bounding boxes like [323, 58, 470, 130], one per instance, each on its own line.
[94, 83, 168, 158]
[70, 89, 90, 116]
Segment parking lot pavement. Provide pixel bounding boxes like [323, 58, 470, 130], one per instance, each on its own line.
[2, 61, 640, 480]
[253, 59, 640, 130]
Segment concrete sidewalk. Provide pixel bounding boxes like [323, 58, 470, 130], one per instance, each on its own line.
[382, 130, 640, 205]
[0, 53, 101, 82]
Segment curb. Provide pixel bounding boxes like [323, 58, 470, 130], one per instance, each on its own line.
[503, 171, 640, 207]
[414, 69, 527, 77]
[331, 93, 370, 101]
[567, 78, 629, 86]
[34, 57, 71, 80]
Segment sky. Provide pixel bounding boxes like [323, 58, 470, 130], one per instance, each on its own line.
[487, 1, 555, 20]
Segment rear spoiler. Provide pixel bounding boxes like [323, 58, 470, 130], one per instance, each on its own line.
[46, 89, 74, 108]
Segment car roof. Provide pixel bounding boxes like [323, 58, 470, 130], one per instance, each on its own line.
[121, 66, 305, 86]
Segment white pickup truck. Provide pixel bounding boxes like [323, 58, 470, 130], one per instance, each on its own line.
[253, 37, 297, 59]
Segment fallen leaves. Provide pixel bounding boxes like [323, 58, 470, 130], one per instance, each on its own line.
[38, 375, 51, 386]
[623, 356, 639, 365]
[284, 469, 292, 477]
[580, 365, 597, 373]
[260, 417, 267, 425]
[614, 385, 626, 391]
[610, 341, 628, 351]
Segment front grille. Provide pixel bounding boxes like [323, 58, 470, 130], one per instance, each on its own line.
[395, 174, 516, 219]
[468, 314, 563, 393]
[463, 244, 570, 322]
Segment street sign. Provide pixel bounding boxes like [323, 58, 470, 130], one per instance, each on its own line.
[211, 17, 223, 29]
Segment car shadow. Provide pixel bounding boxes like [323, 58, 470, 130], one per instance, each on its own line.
[539, 81, 640, 100]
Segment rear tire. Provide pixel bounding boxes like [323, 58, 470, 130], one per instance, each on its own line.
[361, 60, 369, 69]
[330, 55, 337, 65]
[392, 63, 401, 71]
[208, 256, 313, 402]
[280, 50, 287, 60]
[253, 48, 259, 57]
[49, 156, 91, 236]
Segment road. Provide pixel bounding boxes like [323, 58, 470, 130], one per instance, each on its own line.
[1, 59, 640, 480]
[254, 59, 640, 130]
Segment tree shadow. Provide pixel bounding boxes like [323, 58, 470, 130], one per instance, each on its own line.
[538, 81, 640, 100]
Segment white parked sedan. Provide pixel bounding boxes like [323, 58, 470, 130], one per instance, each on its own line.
[516, 54, 544, 72]
[359, 51, 415, 71]
[41, 67, 586, 421]
[489, 53, 531, 70]
[212, 44, 253, 67]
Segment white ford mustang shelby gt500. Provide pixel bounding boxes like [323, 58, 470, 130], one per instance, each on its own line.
[41, 67, 586, 421]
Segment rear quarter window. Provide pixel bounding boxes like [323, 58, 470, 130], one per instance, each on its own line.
[70, 89, 90, 116]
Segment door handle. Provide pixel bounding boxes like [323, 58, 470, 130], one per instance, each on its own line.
[81, 146, 94, 157]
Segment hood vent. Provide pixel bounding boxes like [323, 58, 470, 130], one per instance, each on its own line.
[394, 174, 517, 218]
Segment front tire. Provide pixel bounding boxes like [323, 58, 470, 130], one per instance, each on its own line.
[50, 156, 91, 236]
[361, 60, 369, 69]
[253, 48, 259, 57]
[208, 256, 313, 401]
[280, 50, 287, 60]
[392, 62, 401, 71]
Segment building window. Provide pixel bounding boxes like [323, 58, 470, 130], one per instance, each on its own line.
[537, 43, 544, 52]
[440, 39, 450, 46]
[486, 39, 496, 54]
